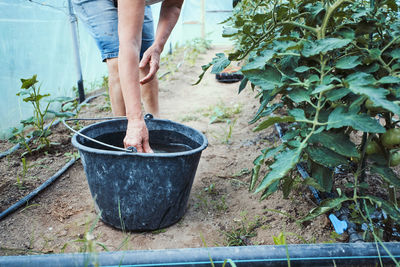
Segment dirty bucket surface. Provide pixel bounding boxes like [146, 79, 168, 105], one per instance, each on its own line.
[72, 118, 207, 231]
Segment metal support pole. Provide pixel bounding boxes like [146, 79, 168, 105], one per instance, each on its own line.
[67, 0, 85, 103]
[201, 0, 205, 39]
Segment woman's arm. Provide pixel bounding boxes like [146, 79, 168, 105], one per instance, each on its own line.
[117, 0, 152, 153]
[139, 0, 184, 84]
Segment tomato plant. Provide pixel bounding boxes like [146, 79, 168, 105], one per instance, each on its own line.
[198, 0, 400, 241]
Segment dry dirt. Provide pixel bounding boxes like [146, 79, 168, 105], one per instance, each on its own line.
[0, 47, 335, 256]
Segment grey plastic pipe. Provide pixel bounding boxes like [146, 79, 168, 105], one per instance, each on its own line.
[0, 242, 399, 266]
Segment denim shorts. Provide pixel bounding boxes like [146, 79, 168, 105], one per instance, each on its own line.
[71, 0, 154, 62]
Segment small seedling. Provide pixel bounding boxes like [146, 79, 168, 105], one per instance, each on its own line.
[180, 114, 199, 122]
[13, 75, 75, 155]
[207, 102, 242, 124]
[16, 157, 29, 188]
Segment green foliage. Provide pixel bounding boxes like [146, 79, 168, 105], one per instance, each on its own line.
[200, 0, 400, 241]
[221, 212, 263, 246]
[10, 75, 74, 156]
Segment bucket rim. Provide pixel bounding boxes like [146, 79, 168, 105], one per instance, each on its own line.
[71, 118, 208, 157]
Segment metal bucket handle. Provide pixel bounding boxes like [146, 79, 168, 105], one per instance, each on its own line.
[62, 114, 154, 153]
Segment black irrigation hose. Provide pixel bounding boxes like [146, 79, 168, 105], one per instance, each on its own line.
[0, 92, 102, 160]
[0, 158, 76, 221]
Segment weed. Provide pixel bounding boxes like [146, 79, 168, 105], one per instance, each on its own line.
[211, 119, 238, 144]
[152, 229, 167, 234]
[221, 212, 262, 246]
[204, 183, 217, 195]
[194, 190, 228, 214]
[180, 114, 199, 122]
[64, 151, 80, 162]
[205, 102, 242, 124]
[232, 168, 251, 178]
[272, 231, 291, 267]
[16, 157, 29, 189]
[200, 234, 237, 267]
[61, 214, 108, 256]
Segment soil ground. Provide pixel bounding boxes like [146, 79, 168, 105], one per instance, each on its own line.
[0, 46, 335, 256]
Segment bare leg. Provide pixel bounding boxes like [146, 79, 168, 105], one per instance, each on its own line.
[106, 57, 126, 116]
[140, 64, 159, 117]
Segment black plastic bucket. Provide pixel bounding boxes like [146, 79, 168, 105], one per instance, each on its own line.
[71, 117, 208, 231]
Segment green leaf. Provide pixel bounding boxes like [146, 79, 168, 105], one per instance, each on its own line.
[238, 77, 248, 94]
[377, 76, 400, 84]
[193, 62, 212, 85]
[242, 64, 282, 90]
[48, 96, 74, 103]
[349, 84, 400, 115]
[325, 88, 351, 101]
[299, 196, 350, 222]
[211, 53, 231, 74]
[303, 177, 327, 192]
[288, 88, 311, 103]
[288, 108, 307, 121]
[249, 94, 270, 124]
[327, 106, 385, 133]
[309, 161, 333, 192]
[222, 27, 238, 37]
[47, 110, 75, 118]
[311, 84, 334, 94]
[250, 145, 284, 191]
[305, 146, 349, 168]
[363, 196, 400, 222]
[282, 176, 294, 199]
[335, 56, 361, 69]
[390, 48, 400, 59]
[294, 66, 310, 73]
[253, 116, 295, 132]
[21, 116, 35, 126]
[370, 164, 400, 188]
[20, 75, 38, 89]
[309, 132, 359, 158]
[245, 50, 275, 70]
[346, 72, 376, 86]
[249, 103, 283, 124]
[260, 180, 280, 200]
[255, 148, 301, 194]
[302, 38, 352, 57]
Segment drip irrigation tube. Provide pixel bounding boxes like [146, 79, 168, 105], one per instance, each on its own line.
[0, 158, 76, 221]
[0, 92, 102, 160]
[1, 242, 400, 266]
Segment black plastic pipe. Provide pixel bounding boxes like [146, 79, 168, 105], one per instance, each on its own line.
[1, 242, 399, 267]
[0, 158, 76, 221]
[67, 0, 85, 103]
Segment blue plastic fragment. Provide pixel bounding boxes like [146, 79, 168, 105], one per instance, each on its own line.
[329, 214, 348, 234]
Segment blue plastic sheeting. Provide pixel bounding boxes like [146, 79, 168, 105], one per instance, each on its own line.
[0, 0, 233, 137]
[0, 0, 107, 137]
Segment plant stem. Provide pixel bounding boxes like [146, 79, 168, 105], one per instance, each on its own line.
[320, 0, 352, 39]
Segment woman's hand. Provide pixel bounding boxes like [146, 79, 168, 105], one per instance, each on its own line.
[139, 44, 161, 85]
[124, 118, 153, 153]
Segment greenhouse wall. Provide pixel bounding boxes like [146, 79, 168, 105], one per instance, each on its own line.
[0, 0, 232, 137]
